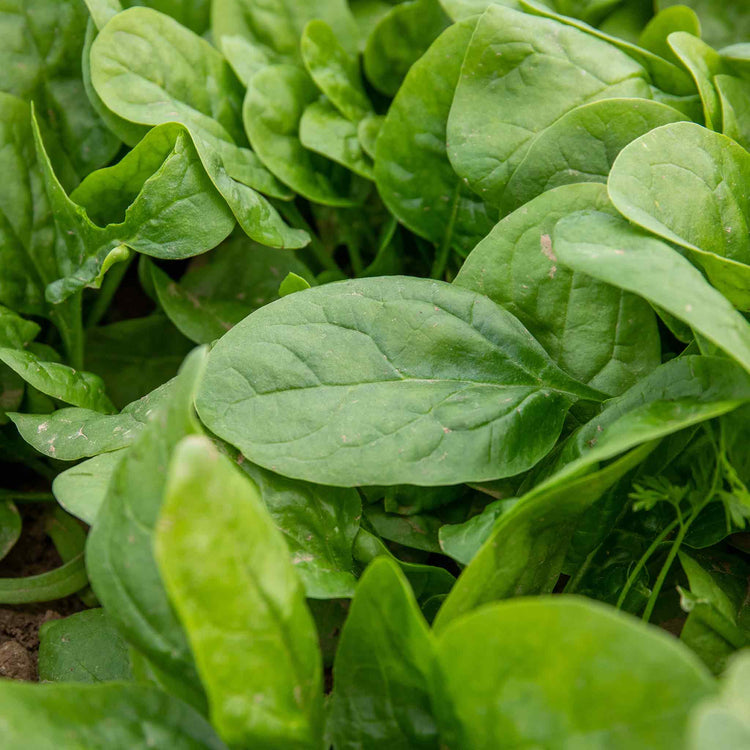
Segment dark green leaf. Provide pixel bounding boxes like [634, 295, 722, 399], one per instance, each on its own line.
[196, 276, 603, 487]
[0, 348, 114, 413]
[0, 0, 119, 174]
[38, 609, 133, 683]
[84, 316, 192, 409]
[234, 456, 361, 599]
[553, 211, 750, 372]
[90, 7, 308, 248]
[244, 65, 358, 206]
[608, 121, 750, 309]
[150, 238, 314, 344]
[375, 20, 498, 256]
[433, 442, 656, 630]
[456, 182, 661, 395]
[502, 99, 687, 213]
[328, 558, 438, 749]
[363, 0, 449, 96]
[10, 379, 171, 460]
[447, 3, 651, 207]
[86, 348, 208, 710]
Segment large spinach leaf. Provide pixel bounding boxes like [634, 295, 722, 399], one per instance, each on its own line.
[196, 276, 603, 487]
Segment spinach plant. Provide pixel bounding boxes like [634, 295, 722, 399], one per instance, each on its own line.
[0, 0, 749, 748]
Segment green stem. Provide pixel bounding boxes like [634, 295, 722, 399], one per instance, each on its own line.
[642, 520, 690, 623]
[275, 201, 339, 274]
[430, 238, 452, 280]
[51, 294, 84, 370]
[616, 516, 680, 610]
[430, 185, 459, 279]
[0, 553, 88, 604]
[642, 440, 722, 622]
[347, 238, 364, 276]
[86, 254, 133, 329]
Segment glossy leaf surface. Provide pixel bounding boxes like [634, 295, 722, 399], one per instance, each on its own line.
[156, 436, 324, 749]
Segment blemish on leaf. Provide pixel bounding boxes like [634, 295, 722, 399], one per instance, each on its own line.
[540, 234, 557, 263]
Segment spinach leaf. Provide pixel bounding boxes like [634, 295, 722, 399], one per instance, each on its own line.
[0, 682, 227, 749]
[9, 379, 171, 460]
[502, 99, 687, 213]
[34, 118, 235, 302]
[0, 94, 83, 363]
[53, 450, 124, 525]
[38, 609, 133, 683]
[196, 276, 603, 487]
[299, 100, 374, 180]
[244, 65, 359, 206]
[0, 0, 120, 175]
[0, 500, 21, 563]
[688, 652, 750, 749]
[679, 551, 750, 674]
[658, 0, 750, 49]
[433, 442, 656, 629]
[85, 348, 208, 710]
[667, 32, 724, 128]
[156, 435, 324, 749]
[149, 238, 314, 345]
[447, 3, 651, 208]
[560, 355, 750, 465]
[553, 211, 750, 372]
[434, 598, 715, 749]
[89, 7, 308, 248]
[363, 0, 450, 97]
[0, 347, 114, 413]
[374, 20, 498, 258]
[352, 528, 456, 604]
[456, 182, 661, 395]
[639, 6, 701, 66]
[328, 558, 439, 749]
[301, 20, 372, 123]
[84, 316, 192, 409]
[716, 74, 750, 151]
[520, 0, 696, 95]
[608, 121, 750, 309]
[211, 0, 359, 63]
[234, 458, 360, 599]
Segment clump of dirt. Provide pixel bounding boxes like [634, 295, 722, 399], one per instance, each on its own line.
[0, 505, 87, 680]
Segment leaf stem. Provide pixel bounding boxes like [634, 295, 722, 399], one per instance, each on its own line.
[347, 238, 364, 276]
[0, 553, 88, 604]
[51, 294, 84, 370]
[86, 254, 133, 329]
[616, 517, 680, 610]
[641, 430, 724, 622]
[642, 517, 692, 623]
[430, 185, 459, 279]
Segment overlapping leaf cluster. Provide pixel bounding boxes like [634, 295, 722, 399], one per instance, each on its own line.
[1, 0, 750, 747]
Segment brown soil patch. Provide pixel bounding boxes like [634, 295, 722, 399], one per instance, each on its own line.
[0, 505, 86, 680]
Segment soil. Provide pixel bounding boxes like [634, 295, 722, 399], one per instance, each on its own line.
[0, 505, 87, 680]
